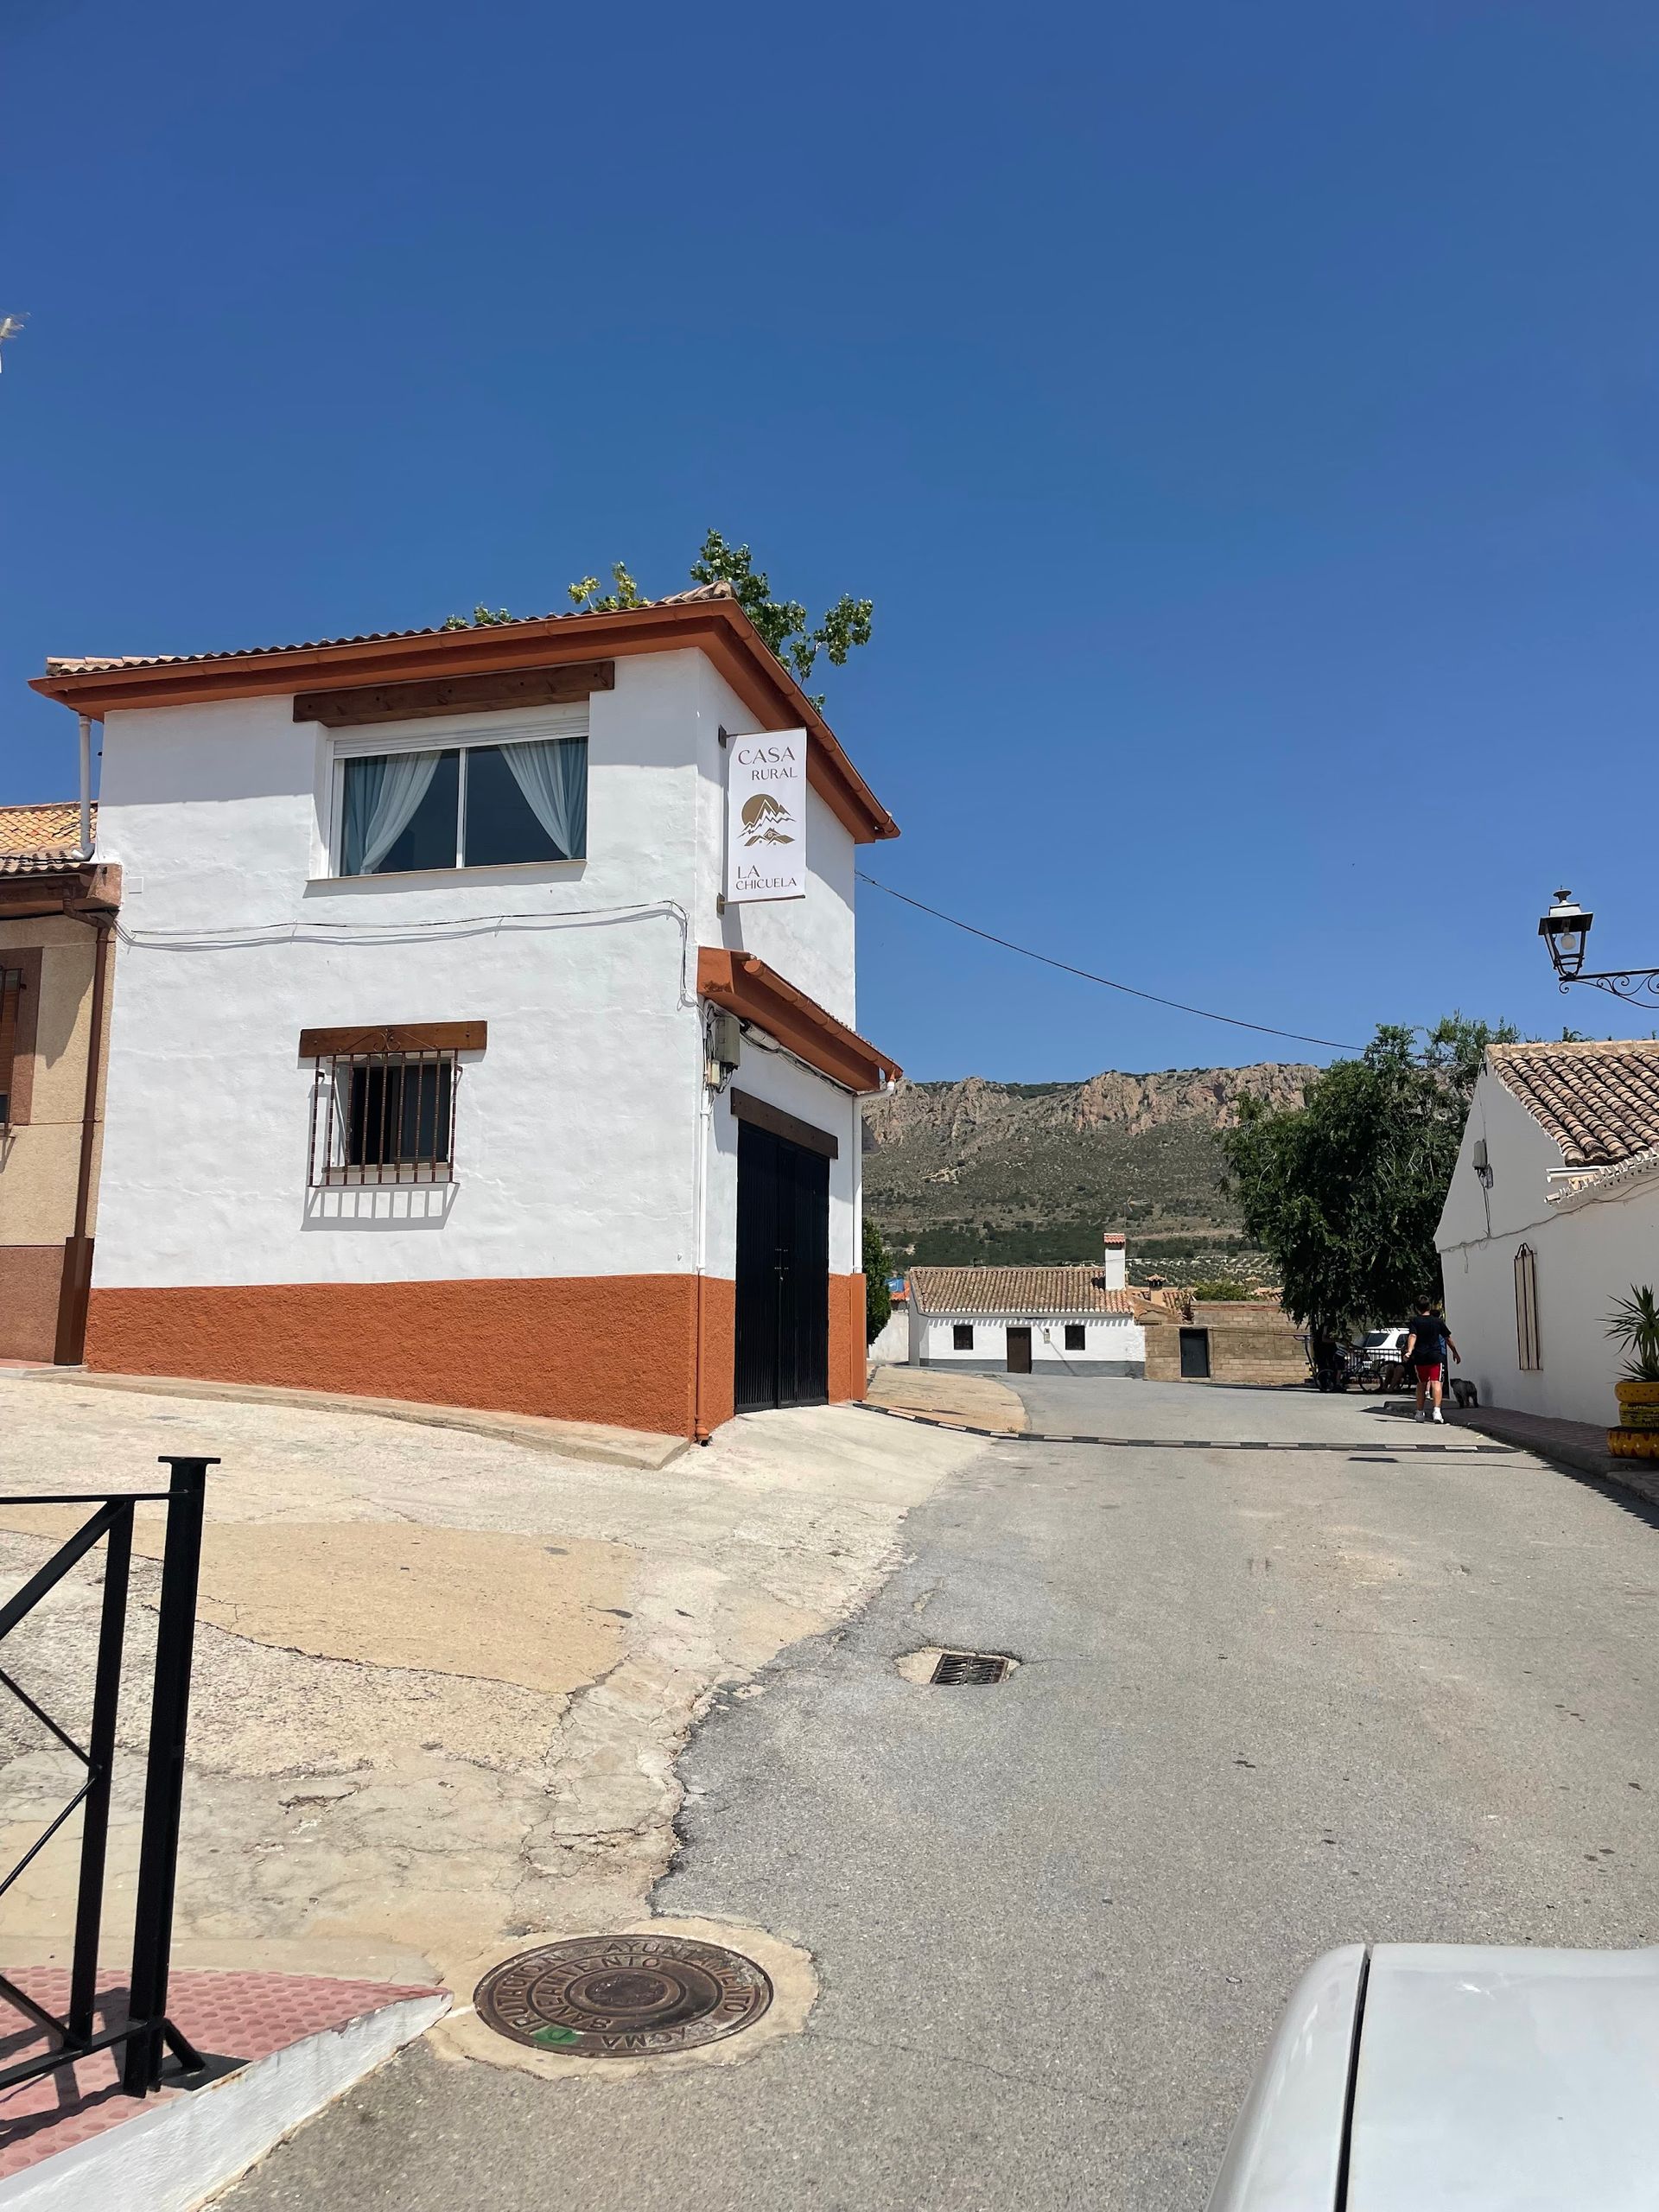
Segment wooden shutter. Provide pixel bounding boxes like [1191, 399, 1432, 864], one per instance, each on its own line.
[0, 968, 22, 1127]
[1514, 1245, 1541, 1371]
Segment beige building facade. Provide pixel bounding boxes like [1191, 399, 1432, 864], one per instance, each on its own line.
[1140, 1294, 1306, 1385]
[0, 804, 118, 1363]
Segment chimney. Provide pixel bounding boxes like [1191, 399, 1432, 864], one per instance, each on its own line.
[1101, 1231, 1127, 1291]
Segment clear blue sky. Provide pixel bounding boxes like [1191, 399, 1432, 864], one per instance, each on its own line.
[4, 1, 1656, 1078]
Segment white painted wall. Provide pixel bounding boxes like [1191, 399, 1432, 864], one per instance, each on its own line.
[92, 645, 868, 1294]
[911, 1314, 1147, 1367]
[1437, 1066, 1659, 1427]
[868, 1306, 908, 1363]
[693, 658, 858, 1027]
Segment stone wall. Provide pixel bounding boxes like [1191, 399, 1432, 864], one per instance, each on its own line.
[1142, 1300, 1306, 1385]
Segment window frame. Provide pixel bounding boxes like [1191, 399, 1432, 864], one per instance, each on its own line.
[0, 965, 22, 1129]
[0, 952, 41, 1130]
[327, 705, 589, 880]
[1514, 1243, 1541, 1371]
[952, 1323, 975, 1351]
[1064, 1322, 1086, 1352]
[308, 1047, 461, 1187]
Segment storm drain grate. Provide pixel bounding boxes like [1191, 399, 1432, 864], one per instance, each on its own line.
[930, 1649, 1013, 1687]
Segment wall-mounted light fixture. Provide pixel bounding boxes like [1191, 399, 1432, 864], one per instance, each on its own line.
[1536, 890, 1657, 1007]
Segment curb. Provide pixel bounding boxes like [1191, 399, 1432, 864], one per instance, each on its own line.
[0, 1990, 448, 2212]
[0, 1368, 689, 1471]
[854, 1402, 1518, 1453]
[1442, 1408, 1659, 1515]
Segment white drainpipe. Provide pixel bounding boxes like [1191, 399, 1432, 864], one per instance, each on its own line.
[78, 714, 93, 857]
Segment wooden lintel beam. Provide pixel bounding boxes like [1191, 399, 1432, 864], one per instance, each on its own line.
[294, 661, 614, 729]
[299, 1020, 487, 1058]
[728, 1088, 840, 1158]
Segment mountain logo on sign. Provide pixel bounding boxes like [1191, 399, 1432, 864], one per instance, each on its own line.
[740, 793, 796, 847]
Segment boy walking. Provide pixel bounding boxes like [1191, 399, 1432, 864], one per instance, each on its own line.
[1403, 1298, 1459, 1424]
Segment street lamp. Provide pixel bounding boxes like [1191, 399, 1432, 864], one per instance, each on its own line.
[1537, 889, 1659, 1007]
[1538, 891, 1592, 982]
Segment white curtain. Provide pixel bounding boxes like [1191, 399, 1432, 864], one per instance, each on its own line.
[502, 736, 587, 860]
[344, 751, 443, 874]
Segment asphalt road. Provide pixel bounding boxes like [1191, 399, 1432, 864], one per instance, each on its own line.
[220, 1377, 1658, 2211]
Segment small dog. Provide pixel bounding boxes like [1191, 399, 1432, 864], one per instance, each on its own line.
[1448, 1377, 1480, 1410]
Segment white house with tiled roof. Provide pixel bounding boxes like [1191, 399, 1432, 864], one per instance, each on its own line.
[1436, 1040, 1659, 1428]
[907, 1235, 1145, 1375]
[29, 585, 899, 1439]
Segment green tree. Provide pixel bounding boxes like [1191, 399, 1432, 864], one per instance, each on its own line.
[563, 562, 643, 613]
[684, 531, 872, 695]
[445, 533, 874, 702]
[863, 1217, 893, 1346]
[1221, 1014, 1517, 1336]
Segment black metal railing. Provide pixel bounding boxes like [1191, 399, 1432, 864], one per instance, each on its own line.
[0, 1455, 217, 2098]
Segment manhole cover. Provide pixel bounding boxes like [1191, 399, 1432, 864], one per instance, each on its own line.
[474, 1934, 772, 2056]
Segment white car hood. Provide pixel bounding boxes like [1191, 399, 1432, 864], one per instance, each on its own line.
[1208, 1944, 1659, 2211]
[1348, 1943, 1659, 2211]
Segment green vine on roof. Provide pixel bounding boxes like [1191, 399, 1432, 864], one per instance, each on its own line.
[442, 531, 873, 703]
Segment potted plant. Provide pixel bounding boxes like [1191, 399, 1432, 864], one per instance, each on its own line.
[1605, 1285, 1659, 1461]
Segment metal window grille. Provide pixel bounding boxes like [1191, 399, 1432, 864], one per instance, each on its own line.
[1514, 1243, 1541, 1370]
[1065, 1323, 1086, 1351]
[953, 1323, 975, 1351]
[0, 967, 22, 1128]
[308, 1050, 457, 1186]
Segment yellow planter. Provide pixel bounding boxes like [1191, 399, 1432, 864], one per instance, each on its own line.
[1616, 1379, 1659, 1407]
[1608, 1427, 1659, 1460]
[1618, 1405, 1659, 1431]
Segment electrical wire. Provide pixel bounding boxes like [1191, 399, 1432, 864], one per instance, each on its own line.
[855, 872, 1361, 1052]
[111, 900, 698, 1007]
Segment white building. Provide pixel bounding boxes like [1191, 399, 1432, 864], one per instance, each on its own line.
[907, 1235, 1146, 1375]
[1436, 1040, 1659, 1429]
[31, 585, 900, 1439]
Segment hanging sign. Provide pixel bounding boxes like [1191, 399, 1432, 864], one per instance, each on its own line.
[725, 728, 808, 903]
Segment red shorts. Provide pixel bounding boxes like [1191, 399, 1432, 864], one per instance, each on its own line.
[1414, 1362, 1442, 1382]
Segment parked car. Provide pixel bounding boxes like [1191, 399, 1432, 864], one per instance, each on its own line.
[1206, 1942, 1659, 2209]
[1357, 1326, 1409, 1389]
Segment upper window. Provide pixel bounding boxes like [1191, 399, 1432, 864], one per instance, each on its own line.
[339, 734, 587, 876]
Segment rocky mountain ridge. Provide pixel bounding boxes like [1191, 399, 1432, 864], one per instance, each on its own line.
[861, 1063, 1316, 1274]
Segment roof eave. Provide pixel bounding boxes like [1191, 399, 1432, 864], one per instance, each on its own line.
[31, 599, 899, 848]
[697, 947, 900, 1095]
[0, 862, 120, 916]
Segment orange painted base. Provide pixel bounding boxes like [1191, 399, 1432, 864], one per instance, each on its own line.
[86, 1271, 866, 1440]
[829, 1272, 868, 1404]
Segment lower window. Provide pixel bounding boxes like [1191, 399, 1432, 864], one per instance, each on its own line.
[953, 1324, 975, 1351]
[309, 1051, 456, 1185]
[1065, 1323, 1086, 1351]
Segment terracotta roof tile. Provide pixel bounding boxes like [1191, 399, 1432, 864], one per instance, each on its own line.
[44, 584, 735, 677]
[0, 801, 92, 874]
[1489, 1039, 1659, 1166]
[909, 1265, 1135, 1317]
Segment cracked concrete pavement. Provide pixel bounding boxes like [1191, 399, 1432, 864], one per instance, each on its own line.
[0, 1371, 988, 2012]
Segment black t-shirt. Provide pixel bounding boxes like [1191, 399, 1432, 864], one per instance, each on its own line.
[1406, 1313, 1449, 1365]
